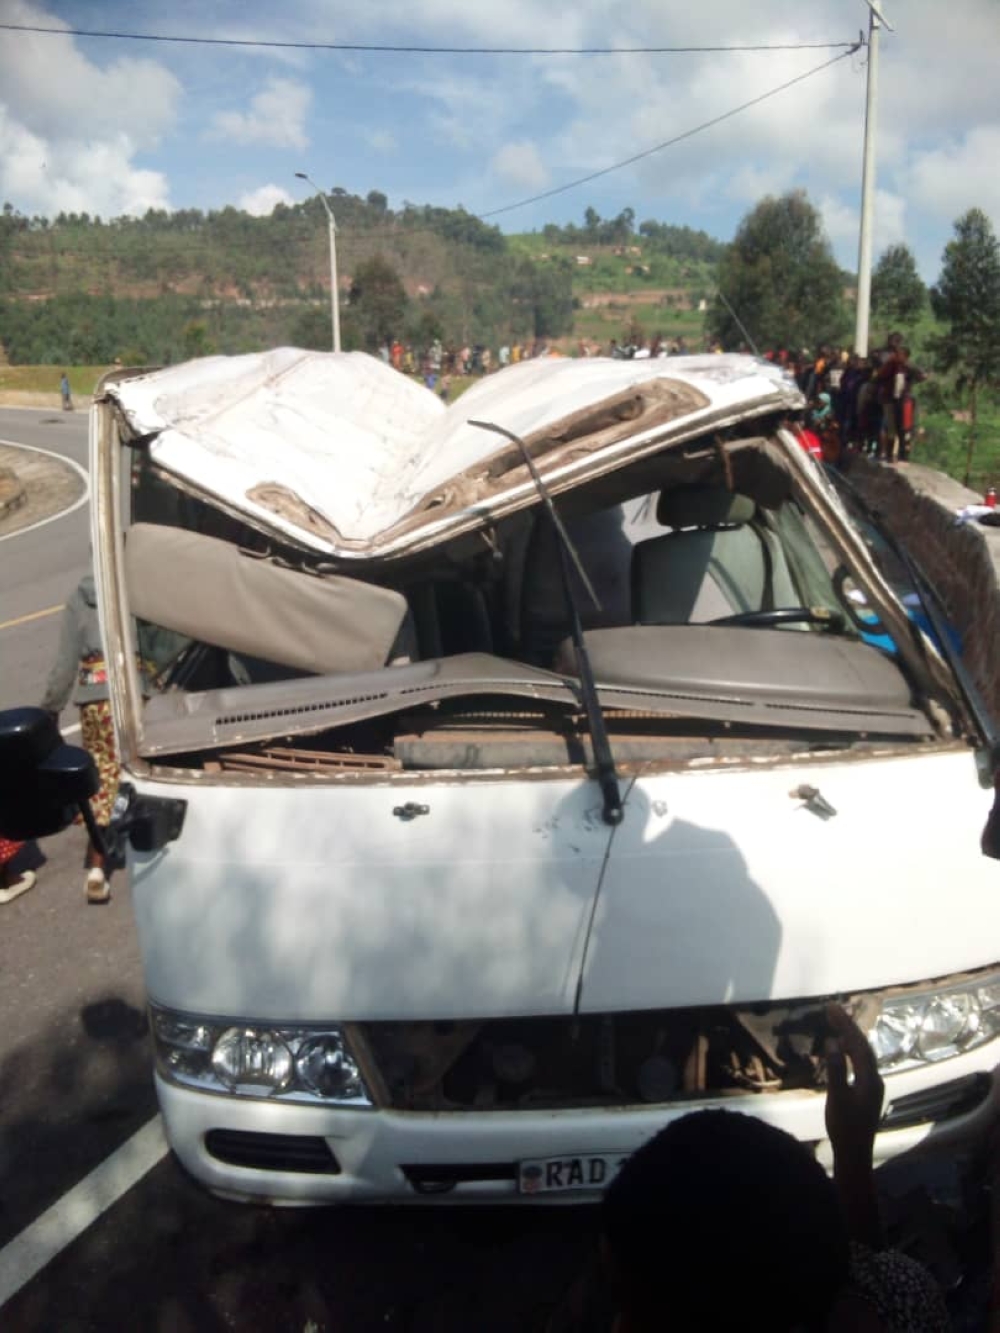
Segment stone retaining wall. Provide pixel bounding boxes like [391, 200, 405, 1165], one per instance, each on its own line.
[845, 456, 1000, 723]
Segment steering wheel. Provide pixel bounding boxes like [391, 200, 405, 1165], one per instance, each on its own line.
[710, 606, 846, 630]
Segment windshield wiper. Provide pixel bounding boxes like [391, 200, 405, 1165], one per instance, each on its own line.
[469, 418, 623, 826]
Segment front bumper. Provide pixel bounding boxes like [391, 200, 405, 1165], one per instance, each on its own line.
[156, 1041, 1000, 1205]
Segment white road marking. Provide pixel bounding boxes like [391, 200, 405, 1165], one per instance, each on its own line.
[63, 722, 81, 737]
[0, 438, 90, 545]
[0, 1116, 167, 1309]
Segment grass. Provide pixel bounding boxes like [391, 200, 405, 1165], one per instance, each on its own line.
[572, 305, 706, 347]
[874, 309, 1000, 491]
[507, 235, 716, 302]
[915, 398, 1000, 494]
[0, 364, 113, 396]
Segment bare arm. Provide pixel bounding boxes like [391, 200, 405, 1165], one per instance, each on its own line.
[825, 1003, 885, 1249]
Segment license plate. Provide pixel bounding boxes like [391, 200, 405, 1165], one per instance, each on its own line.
[518, 1152, 628, 1195]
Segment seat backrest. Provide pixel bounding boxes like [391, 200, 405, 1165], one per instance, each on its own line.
[632, 486, 798, 625]
[634, 526, 770, 623]
[125, 522, 415, 675]
[517, 505, 635, 665]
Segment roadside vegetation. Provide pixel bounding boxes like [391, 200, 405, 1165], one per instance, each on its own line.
[0, 364, 112, 398]
[0, 190, 996, 491]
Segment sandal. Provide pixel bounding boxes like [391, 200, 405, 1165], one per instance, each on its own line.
[86, 867, 111, 904]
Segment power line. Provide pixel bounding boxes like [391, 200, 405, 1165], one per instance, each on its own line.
[0, 21, 861, 56]
[1, 44, 859, 248]
[479, 46, 859, 218]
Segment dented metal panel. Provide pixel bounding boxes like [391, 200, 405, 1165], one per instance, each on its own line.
[104, 349, 802, 560]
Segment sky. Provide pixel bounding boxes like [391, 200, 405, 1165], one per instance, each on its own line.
[0, 0, 997, 280]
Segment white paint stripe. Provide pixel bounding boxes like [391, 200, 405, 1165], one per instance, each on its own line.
[63, 722, 81, 738]
[0, 1116, 167, 1309]
[0, 438, 90, 545]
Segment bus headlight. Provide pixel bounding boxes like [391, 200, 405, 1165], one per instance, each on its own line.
[870, 974, 1000, 1073]
[151, 1005, 372, 1106]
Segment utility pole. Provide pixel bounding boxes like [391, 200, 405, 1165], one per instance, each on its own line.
[294, 172, 341, 352]
[854, 1, 893, 356]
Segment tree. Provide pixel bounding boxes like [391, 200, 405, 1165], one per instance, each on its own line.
[507, 259, 574, 340]
[347, 255, 408, 349]
[181, 320, 214, 360]
[291, 306, 334, 351]
[707, 190, 848, 351]
[407, 307, 444, 350]
[871, 243, 925, 326]
[930, 207, 1000, 485]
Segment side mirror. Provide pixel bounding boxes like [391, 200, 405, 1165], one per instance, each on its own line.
[0, 707, 99, 840]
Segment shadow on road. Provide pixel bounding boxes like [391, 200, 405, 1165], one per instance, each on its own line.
[0, 995, 605, 1331]
[0, 993, 157, 1249]
[5, 1145, 605, 1332]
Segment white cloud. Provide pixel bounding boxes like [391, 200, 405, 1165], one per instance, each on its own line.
[490, 141, 549, 191]
[209, 77, 312, 150]
[874, 189, 907, 252]
[0, 0, 179, 148]
[818, 194, 858, 251]
[364, 129, 398, 154]
[0, 106, 171, 216]
[820, 190, 905, 256]
[0, 0, 178, 217]
[903, 125, 1000, 228]
[238, 183, 294, 216]
[1, 0, 997, 279]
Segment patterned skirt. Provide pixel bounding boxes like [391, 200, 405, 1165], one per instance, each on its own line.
[0, 838, 25, 867]
[79, 700, 120, 827]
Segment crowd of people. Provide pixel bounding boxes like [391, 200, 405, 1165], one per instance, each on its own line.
[378, 335, 579, 398]
[768, 333, 925, 469]
[604, 330, 926, 469]
[375, 328, 924, 470]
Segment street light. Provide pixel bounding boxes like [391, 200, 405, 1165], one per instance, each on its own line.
[295, 172, 341, 352]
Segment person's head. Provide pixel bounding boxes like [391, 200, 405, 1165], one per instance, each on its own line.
[601, 1110, 849, 1332]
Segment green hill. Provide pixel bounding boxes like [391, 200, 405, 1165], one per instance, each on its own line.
[0, 196, 720, 364]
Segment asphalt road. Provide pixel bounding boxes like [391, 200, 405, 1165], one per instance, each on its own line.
[0, 408, 600, 1333]
[0, 405, 158, 1286]
[0, 407, 91, 714]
